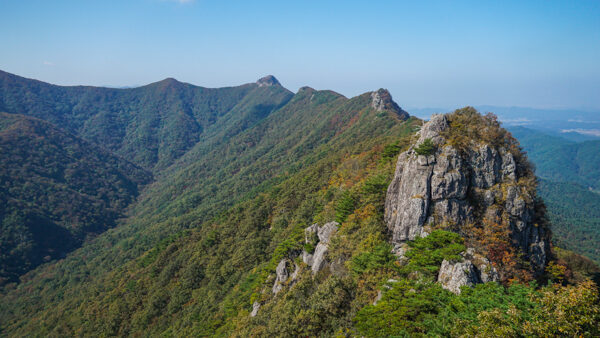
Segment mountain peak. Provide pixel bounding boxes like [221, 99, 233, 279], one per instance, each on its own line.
[256, 75, 281, 87]
[371, 88, 409, 119]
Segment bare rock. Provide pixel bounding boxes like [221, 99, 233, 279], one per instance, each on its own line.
[256, 75, 281, 87]
[272, 259, 290, 294]
[370, 89, 410, 119]
[385, 113, 550, 276]
[250, 301, 260, 317]
[437, 259, 479, 294]
[300, 221, 339, 274]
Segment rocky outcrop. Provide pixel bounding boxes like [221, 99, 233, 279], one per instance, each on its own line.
[272, 259, 299, 294]
[437, 259, 479, 294]
[250, 301, 261, 317]
[437, 249, 499, 294]
[370, 89, 410, 120]
[385, 113, 550, 279]
[256, 75, 281, 87]
[302, 221, 339, 274]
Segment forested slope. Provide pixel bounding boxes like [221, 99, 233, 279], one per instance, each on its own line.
[0, 112, 151, 285]
[0, 70, 293, 171]
[0, 86, 417, 336]
[510, 126, 600, 191]
[509, 126, 600, 263]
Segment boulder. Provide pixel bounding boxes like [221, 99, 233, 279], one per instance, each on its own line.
[437, 259, 479, 294]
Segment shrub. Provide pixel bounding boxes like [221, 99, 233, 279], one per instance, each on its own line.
[414, 138, 435, 156]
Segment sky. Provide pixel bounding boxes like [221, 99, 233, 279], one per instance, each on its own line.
[1, 0, 599, 110]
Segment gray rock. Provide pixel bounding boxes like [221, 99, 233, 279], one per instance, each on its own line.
[311, 242, 330, 274]
[370, 89, 410, 119]
[318, 221, 338, 244]
[437, 259, 479, 294]
[385, 113, 550, 277]
[250, 301, 260, 317]
[416, 114, 449, 146]
[305, 223, 319, 244]
[272, 259, 291, 294]
[302, 250, 313, 266]
[373, 290, 383, 305]
[300, 222, 339, 274]
[256, 75, 281, 87]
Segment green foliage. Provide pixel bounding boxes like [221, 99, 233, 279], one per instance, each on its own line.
[0, 113, 151, 285]
[401, 230, 466, 279]
[414, 137, 435, 155]
[0, 70, 294, 171]
[0, 85, 418, 336]
[354, 280, 456, 336]
[538, 179, 600, 263]
[350, 243, 397, 275]
[381, 140, 403, 161]
[335, 190, 356, 223]
[511, 126, 600, 191]
[1, 72, 598, 337]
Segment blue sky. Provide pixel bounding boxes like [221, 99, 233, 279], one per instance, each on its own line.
[1, 0, 599, 110]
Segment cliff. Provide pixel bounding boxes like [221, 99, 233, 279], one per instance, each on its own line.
[385, 108, 551, 288]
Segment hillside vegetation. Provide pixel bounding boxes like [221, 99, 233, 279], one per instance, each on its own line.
[0, 112, 151, 285]
[510, 126, 600, 191]
[0, 71, 293, 171]
[2, 104, 598, 337]
[510, 126, 600, 263]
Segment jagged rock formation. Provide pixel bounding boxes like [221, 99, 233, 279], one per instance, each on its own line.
[250, 301, 261, 317]
[437, 249, 500, 294]
[385, 112, 550, 289]
[302, 221, 339, 274]
[272, 259, 299, 294]
[371, 89, 410, 119]
[437, 259, 478, 294]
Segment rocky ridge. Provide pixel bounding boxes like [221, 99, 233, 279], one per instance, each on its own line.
[370, 89, 410, 120]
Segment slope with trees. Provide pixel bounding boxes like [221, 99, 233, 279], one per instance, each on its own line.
[0, 112, 151, 285]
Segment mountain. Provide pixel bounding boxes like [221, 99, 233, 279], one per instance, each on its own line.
[0, 70, 294, 171]
[0, 112, 151, 285]
[509, 126, 600, 191]
[507, 126, 600, 263]
[538, 180, 600, 263]
[0, 71, 597, 336]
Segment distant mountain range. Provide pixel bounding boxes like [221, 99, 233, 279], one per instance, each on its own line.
[410, 105, 600, 142]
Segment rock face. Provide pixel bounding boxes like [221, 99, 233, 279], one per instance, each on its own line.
[437, 249, 500, 294]
[272, 259, 299, 295]
[370, 89, 410, 120]
[302, 221, 339, 274]
[385, 113, 550, 278]
[437, 259, 479, 294]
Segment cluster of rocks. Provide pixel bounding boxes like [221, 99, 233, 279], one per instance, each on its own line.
[251, 221, 340, 317]
[384, 114, 549, 293]
[302, 221, 339, 274]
